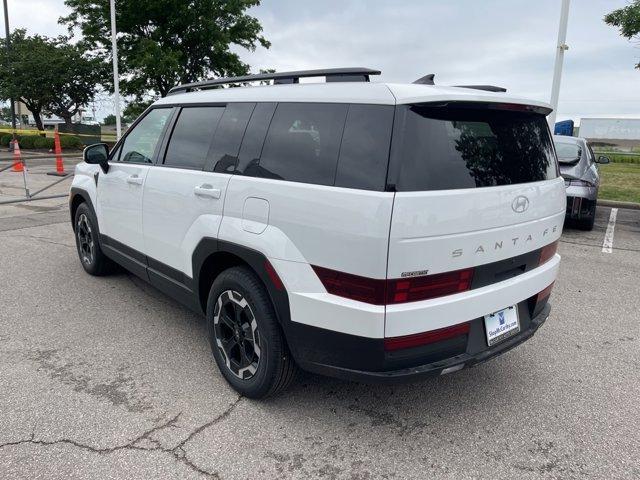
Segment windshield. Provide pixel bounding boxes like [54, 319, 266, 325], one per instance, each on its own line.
[389, 105, 558, 191]
[554, 141, 581, 163]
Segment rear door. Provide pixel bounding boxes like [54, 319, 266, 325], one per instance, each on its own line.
[142, 103, 254, 285]
[386, 103, 566, 280]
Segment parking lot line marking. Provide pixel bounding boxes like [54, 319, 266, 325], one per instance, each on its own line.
[602, 208, 618, 253]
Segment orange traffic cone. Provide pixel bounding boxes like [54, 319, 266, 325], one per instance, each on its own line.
[47, 127, 67, 176]
[11, 139, 23, 172]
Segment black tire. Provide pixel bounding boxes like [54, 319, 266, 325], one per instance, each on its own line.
[206, 266, 297, 399]
[73, 202, 116, 276]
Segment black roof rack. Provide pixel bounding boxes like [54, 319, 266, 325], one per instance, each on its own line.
[167, 67, 382, 96]
[454, 85, 507, 93]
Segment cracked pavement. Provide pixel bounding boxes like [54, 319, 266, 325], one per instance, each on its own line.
[0, 201, 639, 479]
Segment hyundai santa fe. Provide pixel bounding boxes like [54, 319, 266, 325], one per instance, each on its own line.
[70, 68, 565, 398]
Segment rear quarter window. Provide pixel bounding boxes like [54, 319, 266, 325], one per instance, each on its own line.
[249, 102, 348, 186]
[389, 104, 558, 191]
[335, 104, 394, 191]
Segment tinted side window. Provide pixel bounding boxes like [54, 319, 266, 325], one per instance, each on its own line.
[164, 107, 224, 170]
[256, 103, 348, 185]
[120, 108, 172, 163]
[335, 105, 394, 191]
[208, 103, 255, 173]
[390, 105, 557, 191]
[237, 102, 277, 176]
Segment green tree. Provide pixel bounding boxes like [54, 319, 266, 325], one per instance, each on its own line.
[0, 105, 15, 123]
[605, 1, 640, 70]
[47, 43, 105, 128]
[0, 30, 57, 131]
[122, 98, 153, 123]
[102, 113, 116, 125]
[61, 0, 270, 100]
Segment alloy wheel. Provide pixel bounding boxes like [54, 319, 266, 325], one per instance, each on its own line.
[213, 290, 261, 379]
[76, 213, 95, 265]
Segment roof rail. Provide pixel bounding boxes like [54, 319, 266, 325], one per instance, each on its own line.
[454, 85, 507, 93]
[167, 67, 382, 96]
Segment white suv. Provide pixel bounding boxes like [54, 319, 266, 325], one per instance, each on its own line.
[70, 68, 565, 398]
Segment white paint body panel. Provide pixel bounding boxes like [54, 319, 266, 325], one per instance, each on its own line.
[142, 166, 231, 277]
[387, 178, 566, 277]
[220, 176, 394, 277]
[97, 162, 150, 252]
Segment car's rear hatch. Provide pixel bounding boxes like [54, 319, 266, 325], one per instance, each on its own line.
[384, 101, 565, 336]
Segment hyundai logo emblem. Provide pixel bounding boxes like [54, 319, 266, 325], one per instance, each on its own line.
[511, 195, 529, 213]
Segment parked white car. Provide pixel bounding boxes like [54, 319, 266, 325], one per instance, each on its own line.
[69, 68, 565, 398]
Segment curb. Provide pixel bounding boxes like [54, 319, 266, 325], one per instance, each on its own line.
[599, 199, 640, 211]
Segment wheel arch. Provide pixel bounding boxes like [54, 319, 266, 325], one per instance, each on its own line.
[193, 239, 292, 328]
[69, 187, 98, 231]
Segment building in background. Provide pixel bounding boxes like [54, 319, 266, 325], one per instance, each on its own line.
[15, 101, 97, 128]
[578, 118, 640, 150]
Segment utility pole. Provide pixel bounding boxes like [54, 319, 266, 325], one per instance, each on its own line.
[110, 0, 122, 139]
[549, 0, 570, 129]
[2, 0, 16, 133]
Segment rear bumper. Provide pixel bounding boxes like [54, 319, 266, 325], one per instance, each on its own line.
[565, 186, 597, 220]
[292, 302, 551, 384]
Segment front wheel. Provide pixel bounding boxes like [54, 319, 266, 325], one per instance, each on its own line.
[206, 266, 297, 398]
[73, 203, 116, 275]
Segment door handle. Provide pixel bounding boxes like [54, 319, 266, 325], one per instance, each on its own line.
[194, 184, 221, 199]
[126, 175, 143, 185]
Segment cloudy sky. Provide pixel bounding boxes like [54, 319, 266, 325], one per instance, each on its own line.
[9, 0, 640, 122]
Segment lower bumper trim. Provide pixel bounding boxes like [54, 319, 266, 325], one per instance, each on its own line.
[298, 304, 551, 384]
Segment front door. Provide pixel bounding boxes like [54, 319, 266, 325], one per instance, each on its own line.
[97, 107, 173, 276]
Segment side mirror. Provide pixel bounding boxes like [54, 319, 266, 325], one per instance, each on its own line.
[596, 155, 610, 164]
[83, 143, 110, 173]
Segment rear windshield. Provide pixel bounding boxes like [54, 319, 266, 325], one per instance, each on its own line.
[389, 105, 558, 191]
[554, 141, 581, 163]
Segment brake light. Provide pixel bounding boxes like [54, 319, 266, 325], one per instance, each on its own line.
[567, 179, 595, 188]
[311, 266, 474, 305]
[311, 266, 386, 305]
[386, 268, 474, 304]
[539, 241, 558, 266]
[536, 282, 554, 303]
[384, 322, 470, 351]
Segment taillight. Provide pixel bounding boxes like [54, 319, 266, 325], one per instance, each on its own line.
[539, 241, 558, 266]
[311, 266, 474, 305]
[536, 282, 554, 303]
[311, 265, 386, 304]
[530, 281, 555, 317]
[384, 322, 470, 351]
[386, 268, 474, 304]
[567, 179, 595, 188]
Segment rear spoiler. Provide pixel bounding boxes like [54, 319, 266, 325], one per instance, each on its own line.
[412, 74, 507, 93]
[454, 85, 507, 93]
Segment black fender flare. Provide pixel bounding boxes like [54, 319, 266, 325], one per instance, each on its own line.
[192, 238, 296, 355]
[69, 187, 98, 231]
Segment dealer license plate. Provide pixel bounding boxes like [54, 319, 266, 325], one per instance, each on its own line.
[484, 306, 520, 346]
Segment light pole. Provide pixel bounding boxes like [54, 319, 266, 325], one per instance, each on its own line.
[2, 0, 16, 133]
[110, 0, 122, 139]
[549, 0, 570, 129]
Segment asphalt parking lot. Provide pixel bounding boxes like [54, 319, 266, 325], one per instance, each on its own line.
[0, 193, 639, 479]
